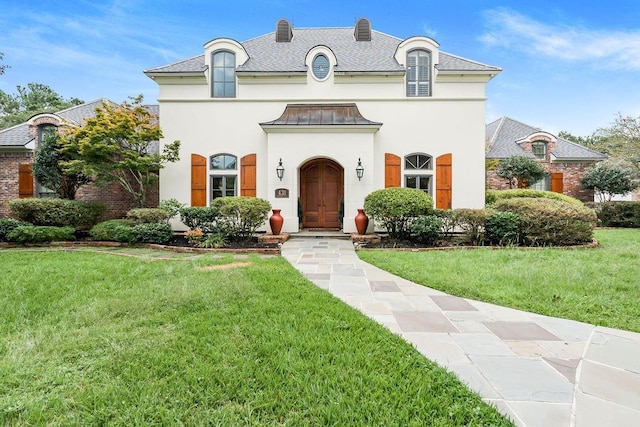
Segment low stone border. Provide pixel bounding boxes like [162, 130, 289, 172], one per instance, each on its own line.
[0, 240, 281, 255]
[355, 240, 600, 251]
[258, 233, 290, 244]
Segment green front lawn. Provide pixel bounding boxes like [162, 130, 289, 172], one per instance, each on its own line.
[358, 228, 640, 332]
[0, 248, 511, 426]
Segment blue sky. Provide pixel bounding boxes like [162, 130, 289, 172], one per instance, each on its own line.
[1, 0, 638, 136]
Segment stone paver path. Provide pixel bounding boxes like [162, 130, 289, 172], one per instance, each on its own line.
[281, 238, 640, 427]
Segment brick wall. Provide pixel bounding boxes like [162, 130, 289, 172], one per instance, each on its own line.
[0, 151, 34, 217]
[0, 152, 159, 219]
[486, 161, 596, 203]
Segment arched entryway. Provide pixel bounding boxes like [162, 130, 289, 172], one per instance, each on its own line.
[300, 158, 344, 229]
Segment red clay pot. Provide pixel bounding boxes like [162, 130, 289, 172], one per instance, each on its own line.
[269, 209, 284, 235]
[355, 208, 369, 235]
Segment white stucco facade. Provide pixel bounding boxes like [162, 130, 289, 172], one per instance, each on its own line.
[146, 19, 500, 233]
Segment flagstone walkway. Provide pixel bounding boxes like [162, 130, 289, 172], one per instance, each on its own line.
[281, 238, 640, 427]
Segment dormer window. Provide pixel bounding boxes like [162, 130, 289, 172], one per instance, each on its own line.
[212, 51, 236, 98]
[406, 49, 431, 97]
[532, 141, 547, 159]
[312, 54, 330, 80]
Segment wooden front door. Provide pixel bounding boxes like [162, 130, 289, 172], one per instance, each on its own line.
[300, 159, 343, 229]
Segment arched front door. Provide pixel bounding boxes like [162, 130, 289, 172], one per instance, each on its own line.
[300, 159, 344, 229]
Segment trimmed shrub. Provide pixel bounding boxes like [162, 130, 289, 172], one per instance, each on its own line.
[494, 198, 596, 246]
[158, 198, 185, 220]
[485, 211, 520, 246]
[364, 188, 433, 239]
[212, 197, 271, 241]
[133, 222, 173, 244]
[179, 206, 221, 235]
[410, 215, 443, 245]
[6, 226, 75, 244]
[432, 209, 459, 237]
[8, 198, 105, 229]
[126, 208, 170, 224]
[89, 219, 138, 244]
[486, 189, 583, 207]
[199, 233, 227, 249]
[454, 209, 493, 246]
[0, 218, 31, 242]
[597, 201, 640, 228]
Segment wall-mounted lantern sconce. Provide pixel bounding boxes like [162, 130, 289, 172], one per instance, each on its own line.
[276, 158, 285, 180]
[356, 158, 364, 181]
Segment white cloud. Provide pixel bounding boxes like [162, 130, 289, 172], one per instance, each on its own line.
[480, 8, 640, 71]
[422, 23, 437, 38]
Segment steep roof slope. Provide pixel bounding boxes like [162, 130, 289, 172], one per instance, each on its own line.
[0, 100, 159, 150]
[145, 26, 501, 75]
[486, 117, 606, 161]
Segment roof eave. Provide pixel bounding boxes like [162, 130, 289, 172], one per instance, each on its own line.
[144, 71, 206, 78]
[437, 69, 502, 75]
[237, 71, 307, 77]
[260, 124, 382, 133]
[334, 70, 405, 76]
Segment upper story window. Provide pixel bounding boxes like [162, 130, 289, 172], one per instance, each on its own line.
[212, 51, 236, 98]
[37, 124, 57, 147]
[532, 141, 547, 159]
[312, 54, 330, 80]
[404, 153, 433, 195]
[406, 49, 431, 97]
[36, 124, 59, 198]
[210, 153, 237, 200]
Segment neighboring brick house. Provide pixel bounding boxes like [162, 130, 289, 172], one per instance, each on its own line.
[486, 117, 607, 202]
[0, 100, 159, 219]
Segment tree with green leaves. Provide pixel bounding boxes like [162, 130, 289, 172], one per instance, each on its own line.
[32, 131, 92, 199]
[0, 52, 8, 75]
[0, 83, 83, 129]
[557, 130, 606, 148]
[581, 159, 639, 202]
[593, 113, 640, 166]
[60, 96, 180, 208]
[495, 155, 546, 189]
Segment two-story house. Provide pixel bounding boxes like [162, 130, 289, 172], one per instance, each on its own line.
[144, 19, 501, 232]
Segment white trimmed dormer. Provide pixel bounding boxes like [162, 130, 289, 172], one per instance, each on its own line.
[395, 37, 440, 97]
[203, 38, 249, 98]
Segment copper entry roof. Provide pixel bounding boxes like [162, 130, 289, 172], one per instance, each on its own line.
[260, 103, 382, 127]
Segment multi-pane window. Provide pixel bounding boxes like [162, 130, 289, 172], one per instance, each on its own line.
[212, 51, 236, 98]
[210, 154, 237, 200]
[37, 124, 58, 198]
[530, 174, 550, 191]
[312, 54, 330, 79]
[406, 49, 431, 97]
[532, 141, 547, 159]
[404, 153, 433, 194]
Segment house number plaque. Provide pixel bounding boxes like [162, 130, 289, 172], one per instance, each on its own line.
[275, 188, 289, 198]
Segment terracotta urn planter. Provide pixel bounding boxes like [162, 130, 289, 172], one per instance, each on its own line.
[269, 209, 284, 235]
[354, 209, 369, 235]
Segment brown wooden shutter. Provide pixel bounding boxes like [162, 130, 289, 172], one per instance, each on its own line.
[18, 163, 34, 198]
[191, 154, 207, 206]
[240, 154, 256, 197]
[435, 153, 452, 209]
[551, 172, 564, 193]
[385, 153, 401, 188]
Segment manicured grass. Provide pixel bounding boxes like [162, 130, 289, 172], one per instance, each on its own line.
[0, 248, 511, 426]
[358, 228, 640, 332]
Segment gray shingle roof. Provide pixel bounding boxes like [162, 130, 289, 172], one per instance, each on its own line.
[0, 100, 160, 152]
[0, 123, 31, 147]
[486, 117, 607, 161]
[145, 26, 501, 75]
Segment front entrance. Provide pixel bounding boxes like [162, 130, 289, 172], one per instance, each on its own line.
[300, 159, 344, 229]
